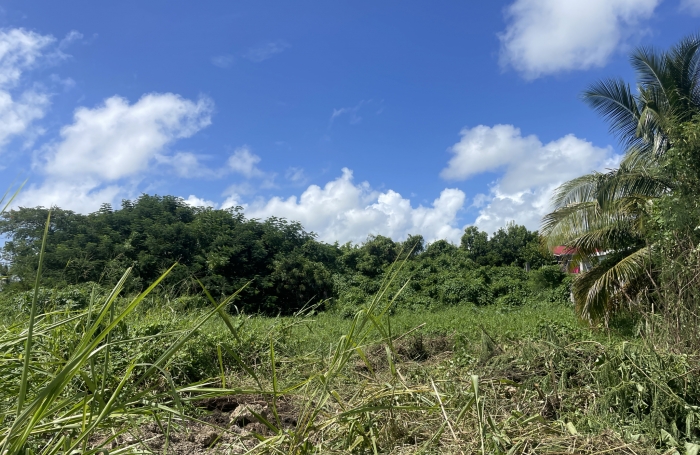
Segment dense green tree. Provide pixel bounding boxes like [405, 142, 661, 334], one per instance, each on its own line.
[460, 227, 488, 260]
[402, 234, 425, 257]
[459, 224, 551, 268]
[0, 195, 337, 315]
[424, 239, 457, 258]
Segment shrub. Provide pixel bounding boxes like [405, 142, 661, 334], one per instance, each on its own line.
[11, 282, 105, 312]
[529, 265, 567, 290]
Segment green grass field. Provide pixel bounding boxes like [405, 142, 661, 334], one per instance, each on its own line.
[2, 268, 698, 454]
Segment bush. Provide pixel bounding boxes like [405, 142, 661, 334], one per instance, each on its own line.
[170, 295, 210, 312]
[11, 283, 105, 312]
[529, 265, 567, 290]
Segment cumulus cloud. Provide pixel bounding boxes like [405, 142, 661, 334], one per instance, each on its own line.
[41, 93, 213, 181]
[227, 146, 264, 178]
[442, 124, 618, 234]
[17, 178, 125, 214]
[680, 0, 700, 15]
[499, 0, 660, 79]
[19, 93, 214, 212]
[0, 28, 55, 150]
[226, 168, 467, 244]
[243, 41, 290, 62]
[183, 194, 217, 208]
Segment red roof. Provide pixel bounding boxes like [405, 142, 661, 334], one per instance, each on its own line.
[552, 246, 577, 255]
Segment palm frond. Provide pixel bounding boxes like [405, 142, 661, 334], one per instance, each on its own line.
[631, 46, 673, 104]
[549, 173, 607, 210]
[594, 165, 670, 209]
[573, 246, 650, 321]
[582, 79, 642, 149]
[667, 34, 700, 115]
[636, 85, 672, 156]
[543, 34, 700, 323]
[543, 203, 640, 255]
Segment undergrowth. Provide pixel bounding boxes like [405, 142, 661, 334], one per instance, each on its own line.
[4, 275, 700, 453]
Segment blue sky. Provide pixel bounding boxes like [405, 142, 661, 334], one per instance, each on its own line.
[0, 0, 698, 244]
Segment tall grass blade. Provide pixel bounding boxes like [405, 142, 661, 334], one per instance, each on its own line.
[17, 210, 51, 416]
[0, 179, 26, 213]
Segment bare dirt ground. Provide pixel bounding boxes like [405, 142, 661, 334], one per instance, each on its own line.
[103, 395, 298, 455]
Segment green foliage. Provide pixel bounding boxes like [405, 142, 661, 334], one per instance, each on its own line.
[528, 265, 567, 290]
[0, 229, 686, 454]
[0, 195, 337, 315]
[0, 191, 559, 319]
[332, 252, 570, 316]
[461, 222, 552, 268]
[9, 282, 105, 313]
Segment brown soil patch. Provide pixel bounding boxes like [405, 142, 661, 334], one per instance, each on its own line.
[355, 334, 453, 373]
[103, 395, 299, 454]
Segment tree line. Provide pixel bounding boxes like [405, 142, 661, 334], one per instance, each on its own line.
[0, 195, 552, 315]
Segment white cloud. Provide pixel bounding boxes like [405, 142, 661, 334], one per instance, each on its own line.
[441, 124, 619, 234]
[16, 178, 125, 214]
[0, 90, 50, 149]
[472, 187, 558, 235]
[211, 54, 234, 68]
[0, 28, 56, 150]
[156, 145, 277, 188]
[58, 30, 83, 50]
[227, 146, 263, 178]
[183, 194, 217, 208]
[680, 0, 700, 15]
[441, 124, 539, 180]
[0, 28, 54, 87]
[243, 41, 290, 62]
[499, 0, 660, 79]
[229, 168, 467, 244]
[155, 151, 220, 178]
[18, 93, 214, 212]
[41, 93, 213, 181]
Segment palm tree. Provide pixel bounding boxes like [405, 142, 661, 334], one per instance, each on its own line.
[542, 35, 700, 322]
[584, 35, 700, 160]
[542, 158, 670, 320]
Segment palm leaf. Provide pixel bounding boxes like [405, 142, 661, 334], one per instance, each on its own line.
[573, 246, 649, 321]
[631, 46, 673, 105]
[582, 78, 642, 150]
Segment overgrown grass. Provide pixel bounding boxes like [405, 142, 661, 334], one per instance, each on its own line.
[2, 236, 700, 453]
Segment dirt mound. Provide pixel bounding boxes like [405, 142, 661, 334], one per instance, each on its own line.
[355, 334, 453, 373]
